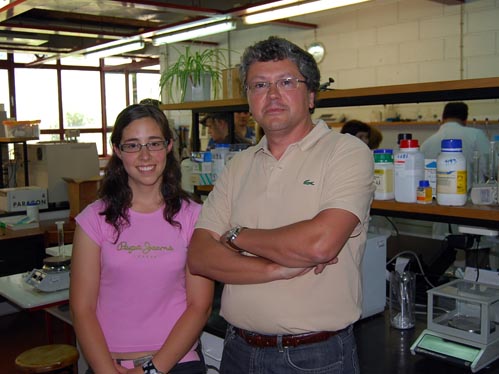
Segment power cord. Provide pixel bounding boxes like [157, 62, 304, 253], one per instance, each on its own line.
[473, 235, 481, 282]
[384, 216, 399, 236]
[386, 250, 436, 289]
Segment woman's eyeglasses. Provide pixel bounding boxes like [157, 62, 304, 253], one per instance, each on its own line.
[119, 140, 168, 153]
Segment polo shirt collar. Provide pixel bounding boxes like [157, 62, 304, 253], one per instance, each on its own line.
[251, 119, 331, 155]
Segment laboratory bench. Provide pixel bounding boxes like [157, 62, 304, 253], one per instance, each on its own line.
[204, 305, 499, 374]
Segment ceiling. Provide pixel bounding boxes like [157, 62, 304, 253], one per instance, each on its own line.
[0, 0, 320, 63]
[0, 0, 464, 63]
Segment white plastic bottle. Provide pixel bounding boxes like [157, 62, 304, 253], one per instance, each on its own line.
[373, 149, 394, 200]
[211, 143, 230, 182]
[180, 157, 194, 193]
[437, 139, 467, 206]
[394, 139, 424, 203]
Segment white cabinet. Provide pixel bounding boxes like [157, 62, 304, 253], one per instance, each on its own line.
[201, 331, 223, 373]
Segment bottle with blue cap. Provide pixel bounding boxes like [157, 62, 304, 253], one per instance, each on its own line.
[436, 139, 467, 206]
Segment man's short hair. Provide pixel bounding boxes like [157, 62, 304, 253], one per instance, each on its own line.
[211, 112, 232, 124]
[442, 102, 468, 121]
[340, 120, 371, 136]
[200, 112, 231, 126]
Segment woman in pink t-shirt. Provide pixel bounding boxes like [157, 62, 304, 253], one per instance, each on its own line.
[70, 104, 213, 374]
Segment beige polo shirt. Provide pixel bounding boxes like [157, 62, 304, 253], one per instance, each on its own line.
[196, 121, 375, 334]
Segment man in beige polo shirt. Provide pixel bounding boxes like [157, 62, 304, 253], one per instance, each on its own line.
[188, 36, 374, 374]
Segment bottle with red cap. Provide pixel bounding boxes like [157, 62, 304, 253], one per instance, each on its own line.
[394, 139, 425, 203]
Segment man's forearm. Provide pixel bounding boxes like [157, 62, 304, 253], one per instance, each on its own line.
[188, 229, 314, 284]
[229, 209, 359, 267]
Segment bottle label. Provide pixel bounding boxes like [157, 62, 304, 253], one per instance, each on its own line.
[417, 187, 432, 204]
[374, 168, 394, 193]
[437, 170, 467, 194]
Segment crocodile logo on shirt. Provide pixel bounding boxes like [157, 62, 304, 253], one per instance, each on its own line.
[303, 179, 315, 186]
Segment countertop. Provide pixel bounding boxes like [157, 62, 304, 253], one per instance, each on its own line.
[205, 304, 499, 373]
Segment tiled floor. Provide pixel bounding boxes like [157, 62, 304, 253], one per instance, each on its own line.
[0, 305, 70, 373]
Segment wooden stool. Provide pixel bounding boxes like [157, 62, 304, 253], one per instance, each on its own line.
[15, 344, 79, 373]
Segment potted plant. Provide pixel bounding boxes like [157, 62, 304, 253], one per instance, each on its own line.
[160, 46, 229, 103]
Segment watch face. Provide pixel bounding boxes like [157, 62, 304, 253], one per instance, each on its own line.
[307, 42, 325, 63]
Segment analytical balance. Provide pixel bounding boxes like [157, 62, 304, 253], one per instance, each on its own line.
[411, 279, 499, 372]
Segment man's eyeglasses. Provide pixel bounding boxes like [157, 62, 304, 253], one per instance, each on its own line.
[246, 78, 307, 94]
[118, 140, 168, 153]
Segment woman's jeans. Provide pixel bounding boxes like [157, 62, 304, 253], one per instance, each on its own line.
[220, 325, 359, 374]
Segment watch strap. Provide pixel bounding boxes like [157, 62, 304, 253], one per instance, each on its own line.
[142, 359, 166, 374]
[226, 226, 246, 252]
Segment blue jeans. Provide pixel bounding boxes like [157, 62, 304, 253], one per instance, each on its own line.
[220, 325, 359, 374]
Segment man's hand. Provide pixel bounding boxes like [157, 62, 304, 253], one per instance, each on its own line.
[314, 257, 339, 274]
[276, 265, 313, 279]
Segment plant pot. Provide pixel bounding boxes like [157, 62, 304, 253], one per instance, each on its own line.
[184, 73, 211, 102]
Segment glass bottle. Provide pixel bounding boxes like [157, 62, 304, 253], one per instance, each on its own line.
[471, 150, 481, 187]
[485, 141, 498, 205]
[55, 221, 65, 257]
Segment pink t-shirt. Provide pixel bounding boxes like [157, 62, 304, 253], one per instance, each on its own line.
[76, 199, 201, 355]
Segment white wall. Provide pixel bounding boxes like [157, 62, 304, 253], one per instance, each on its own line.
[163, 0, 499, 150]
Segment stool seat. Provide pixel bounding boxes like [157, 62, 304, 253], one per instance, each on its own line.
[15, 344, 79, 373]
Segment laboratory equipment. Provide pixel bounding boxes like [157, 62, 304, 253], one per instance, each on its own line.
[23, 142, 100, 205]
[24, 221, 71, 292]
[411, 279, 499, 372]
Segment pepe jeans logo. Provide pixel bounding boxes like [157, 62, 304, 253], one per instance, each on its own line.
[303, 179, 315, 186]
[117, 241, 174, 254]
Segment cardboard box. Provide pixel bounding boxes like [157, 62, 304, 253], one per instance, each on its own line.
[222, 68, 242, 99]
[0, 186, 48, 212]
[63, 176, 101, 219]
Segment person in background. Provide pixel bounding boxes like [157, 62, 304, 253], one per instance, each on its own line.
[368, 126, 383, 149]
[70, 104, 213, 374]
[340, 119, 371, 146]
[234, 111, 256, 143]
[188, 36, 374, 374]
[420, 101, 490, 188]
[201, 112, 251, 150]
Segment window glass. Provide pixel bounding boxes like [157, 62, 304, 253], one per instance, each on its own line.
[78, 132, 104, 155]
[141, 63, 160, 71]
[136, 72, 161, 104]
[14, 53, 56, 65]
[60, 55, 99, 67]
[15, 68, 59, 128]
[61, 70, 102, 129]
[104, 56, 133, 66]
[0, 69, 10, 117]
[38, 133, 60, 142]
[105, 72, 127, 127]
[0, 52, 6, 60]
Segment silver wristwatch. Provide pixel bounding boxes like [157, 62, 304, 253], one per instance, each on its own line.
[225, 225, 246, 252]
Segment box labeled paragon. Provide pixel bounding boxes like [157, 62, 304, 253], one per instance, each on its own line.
[0, 186, 48, 212]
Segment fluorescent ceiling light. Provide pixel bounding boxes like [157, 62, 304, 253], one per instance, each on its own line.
[144, 16, 231, 39]
[85, 41, 144, 59]
[152, 21, 236, 46]
[244, 0, 370, 24]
